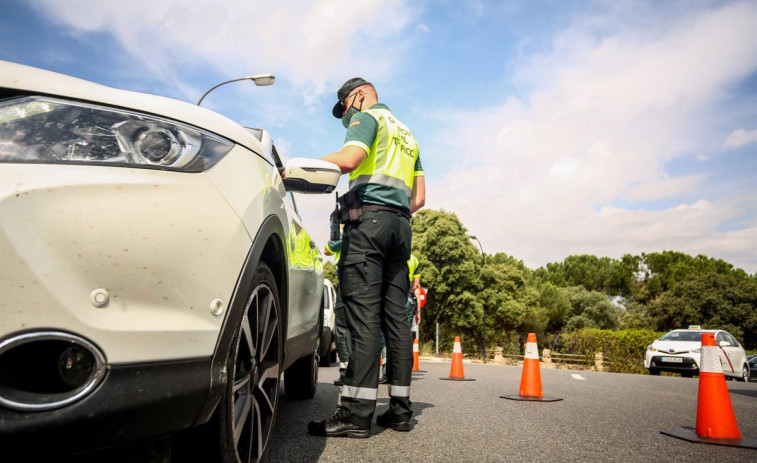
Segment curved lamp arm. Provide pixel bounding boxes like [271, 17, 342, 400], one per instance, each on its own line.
[197, 74, 275, 106]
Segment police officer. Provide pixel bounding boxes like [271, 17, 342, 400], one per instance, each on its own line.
[407, 253, 422, 336]
[308, 78, 425, 438]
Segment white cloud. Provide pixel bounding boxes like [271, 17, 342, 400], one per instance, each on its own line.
[28, 0, 422, 101]
[624, 174, 708, 202]
[723, 128, 757, 148]
[425, 1, 757, 272]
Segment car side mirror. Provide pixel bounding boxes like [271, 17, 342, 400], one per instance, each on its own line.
[282, 158, 340, 194]
[719, 341, 731, 347]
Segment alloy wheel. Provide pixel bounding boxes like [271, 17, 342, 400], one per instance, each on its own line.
[231, 279, 281, 462]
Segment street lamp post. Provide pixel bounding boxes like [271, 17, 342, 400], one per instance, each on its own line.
[469, 235, 486, 364]
[196, 74, 276, 106]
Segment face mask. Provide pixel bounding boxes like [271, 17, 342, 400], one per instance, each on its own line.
[342, 107, 359, 128]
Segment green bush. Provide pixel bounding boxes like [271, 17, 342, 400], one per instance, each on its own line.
[559, 328, 664, 374]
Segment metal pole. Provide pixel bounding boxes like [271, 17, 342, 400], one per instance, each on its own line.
[470, 235, 486, 364]
[435, 322, 439, 355]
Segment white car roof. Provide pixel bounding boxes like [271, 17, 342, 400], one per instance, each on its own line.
[0, 60, 266, 156]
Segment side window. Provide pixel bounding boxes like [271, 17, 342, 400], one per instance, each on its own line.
[724, 333, 739, 347]
[716, 332, 728, 346]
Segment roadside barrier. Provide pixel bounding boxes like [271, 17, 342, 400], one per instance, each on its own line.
[440, 336, 475, 381]
[501, 333, 562, 402]
[661, 332, 757, 448]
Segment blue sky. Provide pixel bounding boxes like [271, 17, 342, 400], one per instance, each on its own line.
[2, 0, 756, 273]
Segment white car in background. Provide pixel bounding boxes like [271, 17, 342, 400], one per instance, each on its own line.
[0, 60, 340, 461]
[644, 327, 750, 380]
[318, 278, 337, 366]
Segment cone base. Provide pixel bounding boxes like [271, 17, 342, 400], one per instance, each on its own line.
[661, 428, 757, 449]
[439, 377, 476, 381]
[500, 394, 562, 402]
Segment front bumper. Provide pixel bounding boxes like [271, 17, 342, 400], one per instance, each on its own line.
[0, 162, 252, 363]
[0, 357, 211, 454]
[647, 354, 699, 373]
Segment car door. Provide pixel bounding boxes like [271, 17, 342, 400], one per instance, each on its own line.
[272, 143, 321, 338]
[716, 331, 737, 375]
[722, 332, 746, 375]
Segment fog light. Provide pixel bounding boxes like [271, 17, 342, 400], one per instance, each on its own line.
[59, 345, 96, 388]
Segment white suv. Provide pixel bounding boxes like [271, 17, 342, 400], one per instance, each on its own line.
[644, 328, 750, 380]
[318, 278, 337, 366]
[0, 60, 339, 461]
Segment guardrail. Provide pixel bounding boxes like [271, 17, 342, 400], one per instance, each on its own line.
[490, 347, 608, 371]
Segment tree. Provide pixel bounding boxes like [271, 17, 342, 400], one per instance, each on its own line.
[410, 210, 480, 347]
[638, 251, 748, 302]
[646, 273, 757, 348]
[539, 282, 571, 332]
[563, 286, 620, 331]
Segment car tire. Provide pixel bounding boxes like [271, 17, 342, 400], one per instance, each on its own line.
[648, 368, 660, 376]
[739, 364, 749, 382]
[215, 262, 283, 463]
[284, 348, 319, 400]
[318, 328, 333, 367]
[681, 372, 694, 378]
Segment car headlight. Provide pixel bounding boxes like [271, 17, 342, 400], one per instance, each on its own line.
[646, 345, 656, 352]
[0, 96, 233, 172]
[691, 348, 701, 353]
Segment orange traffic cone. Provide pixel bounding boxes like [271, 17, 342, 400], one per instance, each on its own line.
[501, 333, 561, 402]
[661, 332, 757, 448]
[411, 338, 426, 373]
[440, 336, 475, 381]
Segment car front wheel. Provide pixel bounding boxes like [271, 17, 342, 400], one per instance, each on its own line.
[648, 368, 660, 376]
[217, 262, 282, 462]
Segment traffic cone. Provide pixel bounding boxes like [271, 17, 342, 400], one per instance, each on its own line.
[501, 333, 561, 402]
[411, 338, 426, 373]
[661, 332, 757, 448]
[440, 336, 475, 381]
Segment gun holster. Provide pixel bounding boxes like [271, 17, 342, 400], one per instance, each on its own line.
[337, 190, 362, 224]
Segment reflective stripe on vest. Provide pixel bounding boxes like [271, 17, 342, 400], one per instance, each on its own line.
[348, 108, 419, 197]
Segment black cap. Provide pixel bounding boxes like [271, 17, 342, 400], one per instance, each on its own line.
[332, 77, 370, 118]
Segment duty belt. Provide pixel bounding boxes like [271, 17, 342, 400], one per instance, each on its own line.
[361, 204, 411, 220]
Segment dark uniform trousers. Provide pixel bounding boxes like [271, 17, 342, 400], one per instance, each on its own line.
[338, 209, 413, 428]
[333, 291, 350, 376]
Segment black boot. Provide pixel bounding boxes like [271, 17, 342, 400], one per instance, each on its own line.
[308, 408, 370, 438]
[376, 410, 413, 432]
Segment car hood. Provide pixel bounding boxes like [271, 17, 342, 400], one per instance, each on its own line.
[0, 60, 264, 156]
[652, 340, 701, 353]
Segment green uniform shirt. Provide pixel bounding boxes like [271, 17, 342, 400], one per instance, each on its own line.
[343, 104, 423, 213]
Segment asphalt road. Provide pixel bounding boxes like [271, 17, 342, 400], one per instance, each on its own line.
[268, 358, 757, 462]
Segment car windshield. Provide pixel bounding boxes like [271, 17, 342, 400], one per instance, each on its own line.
[660, 331, 704, 342]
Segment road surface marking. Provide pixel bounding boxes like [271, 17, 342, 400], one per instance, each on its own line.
[571, 374, 586, 380]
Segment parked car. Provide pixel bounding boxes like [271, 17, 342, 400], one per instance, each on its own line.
[748, 355, 757, 382]
[0, 60, 340, 461]
[644, 327, 750, 380]
[318, 278, 337, 366]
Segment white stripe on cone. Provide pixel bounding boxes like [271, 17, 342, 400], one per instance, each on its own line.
[524, 341, 539, 360]
[700, 345, 723, 373]
[453, 341, 462, 353]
